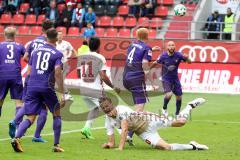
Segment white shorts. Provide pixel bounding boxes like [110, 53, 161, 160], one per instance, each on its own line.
[138, 121, 163, 147]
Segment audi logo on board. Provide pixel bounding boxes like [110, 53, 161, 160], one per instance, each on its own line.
[179, 45, 229, 63]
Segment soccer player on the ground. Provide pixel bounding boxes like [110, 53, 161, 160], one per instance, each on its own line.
[100, 96, 208, 151]
[11, 28, 65, 153]
[123, 28, 160, 144]
[56, 30, 77, 100]
[9, 20, 55, 143]
[0, 27, 25, 118]
[78, 37, 120, 139]
[150, 41, 191, 117]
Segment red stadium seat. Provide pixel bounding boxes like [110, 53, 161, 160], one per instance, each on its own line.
[165, 31, 189, 39]
[157, 0, 162, 5]
[122, 0, 128, 4]
[138, 17, 149, 28]
[37, 14, 46, 25]
[98, 16, 111, 27]
[105, 28, 118, 37]
[118, 5, 129, 16]
[12, 14, 24, 25]
[57, 27, 67, 36]
[162, 0, 174, 5]
[30, 26, 42, 35]
[125, 17, 137, 27]
[95, 27, 105, 37]
[119, 28, 131, 38]
[155, 6, 168, 17]
[19, 3, 30, 13]
[25, 14, 37, 25]
[0, 26, 4, 33]
[0, 14, 12, 24]
[57, 4, 66, 14]
[148, 29, 157, 39]
[112, 16, 124, 27]
[150, 17, 163, 28]
[18, 26, 29, 35]
[68, 27, 79, 36]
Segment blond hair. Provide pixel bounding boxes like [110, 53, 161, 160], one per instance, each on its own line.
[136, 28, 149, 41]
[4, 27, 16, 39]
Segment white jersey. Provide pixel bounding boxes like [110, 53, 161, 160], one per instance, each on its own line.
[56, 40, 74, 63]
[78, 52, 107, 98]
[105, 105, 171, 136]
[105, 105, 134, 136]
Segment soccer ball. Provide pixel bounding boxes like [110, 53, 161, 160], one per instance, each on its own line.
[174, 4, 187, 16]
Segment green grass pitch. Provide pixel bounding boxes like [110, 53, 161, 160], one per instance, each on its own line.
[0, 93, 239, 160]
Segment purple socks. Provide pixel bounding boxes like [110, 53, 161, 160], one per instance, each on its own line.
[34, 108, 48, 138]
[15, 119, 32, 138]
[53, 116, 62, 145]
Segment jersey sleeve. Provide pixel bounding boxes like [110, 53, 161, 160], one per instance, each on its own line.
[21, 45, 26, 56]
[157, 54, 163, 64]
[179, 52, 187, 62]
[28, 52, 33, 65]
[55, 53, 63, 67]
[67, 42, 74, 51]
[26, 42, 33, 54]
[143, 46, 152, 62]
[105, 116, 115, 136]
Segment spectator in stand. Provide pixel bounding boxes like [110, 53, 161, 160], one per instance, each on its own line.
[223, 8, 234, 40]
[82, 23, 96, 39]
[85, 7, 96, 28]
[40, 0, 50, 14]
[59, 2, 74, 29]
[66, 0, 81, 8]
[128, 0, 143, 16]
[0, 1, 6, 16]
[205, 10, 222, 39]
[27, 0, 42, 17]
[140, 0, 156, 17]
[72, 2, 85, 29]
[46, 0, 59, 27]
[6, 0, 18, 15]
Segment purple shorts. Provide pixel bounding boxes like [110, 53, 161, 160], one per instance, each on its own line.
[162, 79, 182, 96]
[0, 79, 23, 100]
[24, 89, 60, 115]
[123, 77, 148, 105]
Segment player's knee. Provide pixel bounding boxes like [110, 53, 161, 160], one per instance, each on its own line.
[175, 96, 182, 100]
[156, 144, 171, 150]
[165, 92, 172, 99]
[15, 100, 23, 106]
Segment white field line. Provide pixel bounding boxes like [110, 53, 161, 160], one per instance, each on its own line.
[0, 120, 239, 142]
[0, 126, 105, 142]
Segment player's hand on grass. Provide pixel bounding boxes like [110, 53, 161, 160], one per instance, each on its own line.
[152, 46, 161, 51]
[102, 143, 114, 149]
[114, 87, 121, 94]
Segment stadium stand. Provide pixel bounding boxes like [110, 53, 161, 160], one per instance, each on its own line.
[30, 26, 42, 35]
[25, 14, 37, 25]
[18, 26, 29, 35]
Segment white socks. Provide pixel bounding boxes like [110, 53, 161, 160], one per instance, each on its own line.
[170, 143, 194, 150]
[84, 119, 94, 128]
[179, 105, 192, 119]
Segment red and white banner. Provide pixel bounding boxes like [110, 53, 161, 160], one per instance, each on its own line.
[212, 0, 240, 14]
[179, 63, 240, 94]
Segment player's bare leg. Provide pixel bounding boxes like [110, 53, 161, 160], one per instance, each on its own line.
[11, 115, 37, 152]
[0, 99, 4, 117]
[162, 92, 172, 117]
[52, 107, 64, 152]
[135, 103, 145, 112]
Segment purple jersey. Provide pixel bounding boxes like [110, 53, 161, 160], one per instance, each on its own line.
[123, 40, 152, 79]
[27, 36, 47, 64]
[157, 51, 187, 81]
[0, 41, 25, 80]
[28, 43, 63, 91]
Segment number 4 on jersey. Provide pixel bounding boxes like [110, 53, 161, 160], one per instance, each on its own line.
[127, 47, 136, 64]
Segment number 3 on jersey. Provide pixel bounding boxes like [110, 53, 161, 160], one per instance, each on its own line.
[36, 51, 51, 71]
[127, 47, 136, 64]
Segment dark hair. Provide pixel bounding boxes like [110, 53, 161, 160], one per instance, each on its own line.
[46, 28, 58, 41]
[89, 37, 100, 52]
[99, 97, 112, 104]
[42, 20, 54, 33]
[83, 40, 88, 45]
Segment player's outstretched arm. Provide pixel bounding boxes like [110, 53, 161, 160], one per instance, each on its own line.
[118, 120, 129, 151]
[102, 134, 115, 149]
[99, 70, 120, 94]
[23, 52, 29, 63]
[55, 65, 65, 108]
